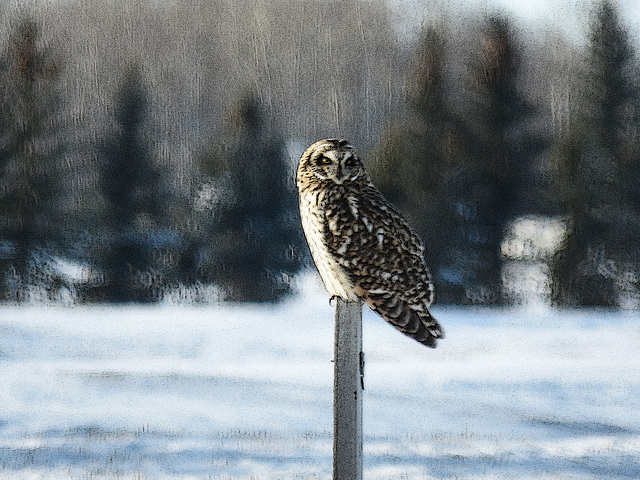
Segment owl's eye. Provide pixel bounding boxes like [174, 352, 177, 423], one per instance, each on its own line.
[320, 156, 332, 165]
[344, 157, 355, 167]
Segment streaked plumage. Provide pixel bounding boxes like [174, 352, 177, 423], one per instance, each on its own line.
[297, 139, 444, 348]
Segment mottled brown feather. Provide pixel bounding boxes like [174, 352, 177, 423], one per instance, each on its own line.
[297, 139, 444, 348]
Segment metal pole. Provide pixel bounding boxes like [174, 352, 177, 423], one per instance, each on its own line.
[333, 298, 363, 480]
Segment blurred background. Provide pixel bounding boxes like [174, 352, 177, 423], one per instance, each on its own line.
[1, 0, 640, 308]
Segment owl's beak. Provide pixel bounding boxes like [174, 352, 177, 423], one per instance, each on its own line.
[333, 164, 347, 184]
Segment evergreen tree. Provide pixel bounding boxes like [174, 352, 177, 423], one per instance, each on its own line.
[197, 91, 303, 302]
[369, 19, 548, 305]
[462, 16, 545, 304]
[98, 63, 163, 302]
[369, 26, 470, 303]
[0, 18, 63, 301]
[551, 0, 640, 306]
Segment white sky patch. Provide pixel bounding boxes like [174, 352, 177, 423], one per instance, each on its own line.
[386, 0, 640, 46]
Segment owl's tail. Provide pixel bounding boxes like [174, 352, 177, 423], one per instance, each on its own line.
[361, 291, 444, 348]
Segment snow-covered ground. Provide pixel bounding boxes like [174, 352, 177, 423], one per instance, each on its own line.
[1, 279, 639, 479]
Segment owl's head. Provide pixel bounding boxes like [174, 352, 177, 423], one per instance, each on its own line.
[298, 139, 365, 186]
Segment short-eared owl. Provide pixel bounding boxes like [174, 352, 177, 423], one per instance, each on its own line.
[297, 139, 444, 348]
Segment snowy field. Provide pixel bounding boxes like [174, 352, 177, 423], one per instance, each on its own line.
[1, 279, 640, 479]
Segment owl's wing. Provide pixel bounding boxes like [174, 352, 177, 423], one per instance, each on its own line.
[325, 187, 444, 348]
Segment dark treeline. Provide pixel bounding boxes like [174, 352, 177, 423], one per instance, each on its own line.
[0, 0, 639, 307]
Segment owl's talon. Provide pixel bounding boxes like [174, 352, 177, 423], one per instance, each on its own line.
[329, 295, 339, 306]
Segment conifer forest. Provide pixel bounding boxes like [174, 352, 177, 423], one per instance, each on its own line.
[1, 0, 640, 307]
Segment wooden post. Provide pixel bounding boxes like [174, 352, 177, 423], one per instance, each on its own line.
[333, 298, 363, 480]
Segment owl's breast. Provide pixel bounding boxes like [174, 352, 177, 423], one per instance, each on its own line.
[299, 190, 358, 301]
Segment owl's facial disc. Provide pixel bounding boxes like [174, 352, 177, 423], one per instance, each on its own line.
[314, 148, 362, 185]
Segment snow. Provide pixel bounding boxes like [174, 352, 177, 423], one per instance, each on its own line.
[501, 215, 568, 261]
[1, 281, 640, 479]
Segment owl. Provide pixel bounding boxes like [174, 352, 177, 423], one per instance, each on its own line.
[297, 139, 443, 348]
